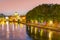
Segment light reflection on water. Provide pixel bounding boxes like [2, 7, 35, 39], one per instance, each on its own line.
[0, 22, 60, 40]
[0, 22, 32, 40]
[48, 30, 53, 40]
[26, 25, 60, 40]
[2, 24, 4, 31]
[12, 24, 14, 31]
[6, 31, 9, 39]
[6, 21, 9, 32]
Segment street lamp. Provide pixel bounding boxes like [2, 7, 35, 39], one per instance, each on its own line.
[5, 16, 9, 21]
[49, 20, 53, 25]
[48, 20, 53, 26]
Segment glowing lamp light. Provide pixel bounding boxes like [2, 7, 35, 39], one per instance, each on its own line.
[49, 20, 53, 25]
[48, 20, 53, 26]
[5, 17, 9, 19]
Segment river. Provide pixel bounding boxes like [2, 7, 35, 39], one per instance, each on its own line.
[0, 22, 60, 40]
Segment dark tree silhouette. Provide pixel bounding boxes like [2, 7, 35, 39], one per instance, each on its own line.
[26, 4, 60, 23]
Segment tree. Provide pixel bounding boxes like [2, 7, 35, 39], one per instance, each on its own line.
[26, 4, 60, 23]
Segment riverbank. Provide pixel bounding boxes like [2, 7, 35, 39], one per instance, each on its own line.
[20, 22, 60, 32]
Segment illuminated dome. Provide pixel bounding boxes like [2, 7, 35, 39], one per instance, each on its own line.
[14, 12, 19, 16]
[13, 12, 20, 21]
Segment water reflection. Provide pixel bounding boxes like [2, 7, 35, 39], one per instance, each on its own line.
[0, 22, 32, 40]
[26, 25, 60, 40]
[6, 21, 9, 32]
[2, 24, 4, 31]
[48, 30, 53, 40]
[6, 31, 9, 39]
[0, 22, 60, 40]
[12, 24, 14, 31]
[40, 29, 43, 36]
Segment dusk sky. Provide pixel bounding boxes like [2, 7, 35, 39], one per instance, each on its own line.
[0, 0, 60, 15]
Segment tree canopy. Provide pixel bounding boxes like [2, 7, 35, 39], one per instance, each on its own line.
[26, 4, 60, 22]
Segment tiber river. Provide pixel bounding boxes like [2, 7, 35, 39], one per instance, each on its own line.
[0, 21, 60, 40]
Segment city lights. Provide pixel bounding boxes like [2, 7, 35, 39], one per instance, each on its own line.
[49, 20, 53, 25]
[47, 20, 53, 26]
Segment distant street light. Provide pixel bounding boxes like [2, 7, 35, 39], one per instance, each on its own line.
[5, 17, 9, 19]
[48, 20, 53, 26]
[5, 16, 9, 21]
[49, 20, 53, 25]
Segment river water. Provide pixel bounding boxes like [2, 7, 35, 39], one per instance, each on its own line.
[0, 22, 60, 40]
[0, 22, 32, 40]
